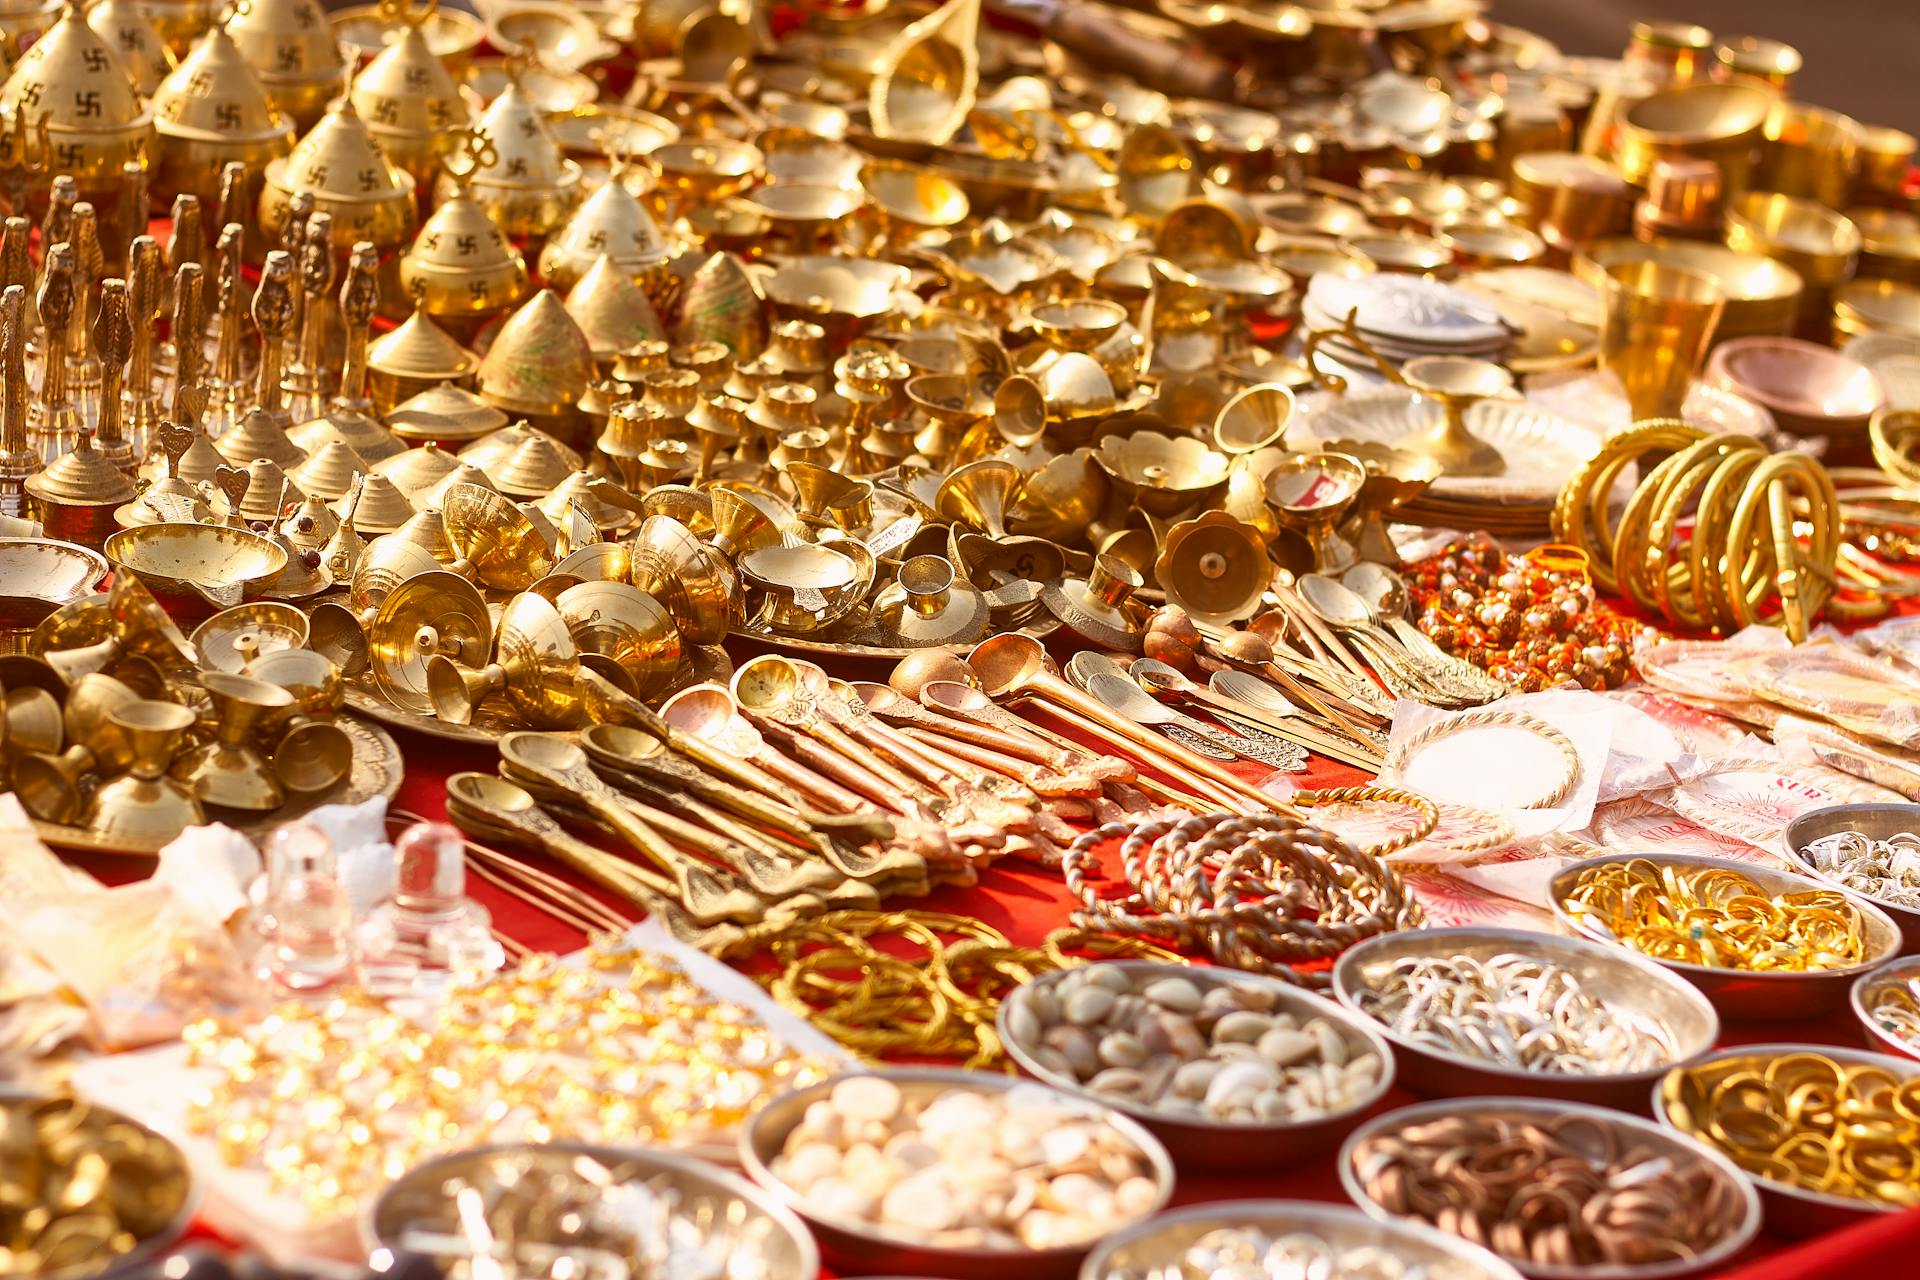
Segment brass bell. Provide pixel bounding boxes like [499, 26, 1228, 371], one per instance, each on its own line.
[400, 128, 530, 340]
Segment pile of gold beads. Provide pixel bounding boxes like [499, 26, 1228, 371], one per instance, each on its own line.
[0, 1096, 193, 1278]
[1560, 860, 1871, 972]
[725, 910, 1182, 1070]
[184, 942, 836, 1215]
[1349, 953, 1679, 1075]
[1350, 1112, 1747, 1269]
[1659, 1052, 1920, 1208]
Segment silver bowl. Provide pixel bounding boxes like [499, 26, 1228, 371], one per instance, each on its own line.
[0, 1087, 201, 1280]
[1340, 1097, 1762, 1280]
[1851, 956, 1920, 1061]
[1652, 1043, 1920, 1237]
[364, 1141, 818, 1278]
[741, 1067, 1176, 1280]
[1550, 853, 1905, 1022]
[1784, 802, 1920, 953]
[1330, 926, 1718, 1111]
[997, 961, 1396, 1171]
[1078, 1198, 1524, 1280]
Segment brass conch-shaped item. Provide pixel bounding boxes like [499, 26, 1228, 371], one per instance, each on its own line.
[869, 0, 980, 145]
[425, 590, 581, 727]
[151, 24, 292, 222]
[225, 0, 345, 129]
[260, 99, 419, 254]
[476, 288, 595, 427]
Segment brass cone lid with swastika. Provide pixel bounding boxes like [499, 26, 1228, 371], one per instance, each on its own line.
[536, 175, 671, 292]
[399, 185, 528, 321]
[86, 0, 174, 96]
[153, 24, 291, 144]
[470, 79, 573, 190]
[0, 3, 151, 136]
[476, 289, 594, 418]
[349, 20, 468, 182]
[565, 253, 663, 361]
[261, 98, 417, 250]
[225, 0, 346, 127]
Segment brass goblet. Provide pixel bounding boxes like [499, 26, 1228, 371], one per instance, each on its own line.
[1598, 260, 1726, 422]
[1397, 355, 1520, 479]
[1264, 452, 1367, 574]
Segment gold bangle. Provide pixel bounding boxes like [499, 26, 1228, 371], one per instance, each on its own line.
[1382, 709, 1582, 810]
[1289, 785, 1440, 856]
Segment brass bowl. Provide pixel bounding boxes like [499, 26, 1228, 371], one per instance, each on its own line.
[332, 4, 484, 70]
[1757, 100, 1861, 210]
[1724, 190, 1862, 289]
[1027, 298, 1128, 352]
[857, 159, 970, 227]
[1851, 207, 1920, 286]
[1092, 430, 1231, 517]
[1349, 232, 1452, 276]
[544, 105, 679, 159]
[0, 538, 108, 631]
[1706, 336, 1884, 444]
[488, 6, 618, 73]
[103, 524, 289, 612]
[1615, 81, 1772, 188]
[1834, 278, 1920, 343]
[1577, 236, 1803, 341]
[1713, 34, 1802, 93]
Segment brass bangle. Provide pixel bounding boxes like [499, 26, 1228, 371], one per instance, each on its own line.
[1383, 709, 1582, 810]
[1289, 785, 1440, 856]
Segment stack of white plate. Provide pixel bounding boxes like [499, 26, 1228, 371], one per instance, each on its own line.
[1303, 273, 1514, 367]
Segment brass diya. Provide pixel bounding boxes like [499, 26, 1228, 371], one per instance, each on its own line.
[629, 514, 736, 645]
[87, 700, 202, 840]
[332, 0, 484, 72]
[1318, 439, 1442, 566]
[176, 671, 295, 810]
[426, 590, 580, 727]
[1040, 553, 1146, 651]
[1265, 451, 1368, 574]
[104, 522, 290, 610]
[224, 0, 345, 128]
[1152, 510, 1271, 626]
[0, 537, 108, 631]
[738, 539, 876, 635]
[554, 580, 681, 700]
[189, 600, 309, 673]
[151, 23, 293, 223]
[859, 553, 991, 648]
[1092, 430, 1231, 517]
[487, 4, 614, 74]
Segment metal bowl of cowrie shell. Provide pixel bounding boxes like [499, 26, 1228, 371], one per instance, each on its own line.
[741, 1068, 1176, 1280]
[996, 961, 1396, 1170]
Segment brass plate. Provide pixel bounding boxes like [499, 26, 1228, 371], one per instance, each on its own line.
[33, 716, 405, 857]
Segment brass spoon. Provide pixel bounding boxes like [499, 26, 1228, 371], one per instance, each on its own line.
[580, 668, 893, 842]
[1085, 671, 1308, 772]
[968, 632, 1285, 813]
[733, 656, 937, 817]
[498, 732, 772, 924]
[1343, 561, 1508, 703]
[443, 772, 742, 952]
[850, 681, 1083, 793]
[827, 677, 1035, 805]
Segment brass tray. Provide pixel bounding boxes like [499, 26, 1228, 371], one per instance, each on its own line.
[33, 716, 406, 857]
